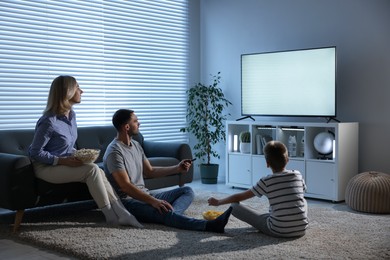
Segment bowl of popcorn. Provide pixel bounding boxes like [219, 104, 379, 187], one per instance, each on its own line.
[73, 148, 100, 163]
[202, 210, 224, 220]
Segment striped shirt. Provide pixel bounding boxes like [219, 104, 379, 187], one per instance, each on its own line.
[250, 170, 308, 237]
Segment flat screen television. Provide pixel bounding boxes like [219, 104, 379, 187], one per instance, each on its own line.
[241, 46, 336, 118]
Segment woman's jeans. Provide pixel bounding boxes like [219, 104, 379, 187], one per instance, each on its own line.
[121, 186, 207, 231]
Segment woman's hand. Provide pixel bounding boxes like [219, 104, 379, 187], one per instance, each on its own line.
[151, 199, 174, 214]
[208, 197, 220, 206]
[58, 156, 84, 167]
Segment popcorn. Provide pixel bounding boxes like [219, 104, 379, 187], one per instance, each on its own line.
[202, 210, 224, 220]
[73, 149, 100, 163]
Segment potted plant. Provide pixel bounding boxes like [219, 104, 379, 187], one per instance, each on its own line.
[180, 72, 232, 184]
[239, 131, 251, 153]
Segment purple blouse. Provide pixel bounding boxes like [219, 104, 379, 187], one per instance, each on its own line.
[29, 110, 78, 165]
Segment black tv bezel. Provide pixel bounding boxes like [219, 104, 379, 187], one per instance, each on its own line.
[240, 46, 337, 118]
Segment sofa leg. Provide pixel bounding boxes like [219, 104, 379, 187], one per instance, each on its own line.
[13, 209, 25, 233]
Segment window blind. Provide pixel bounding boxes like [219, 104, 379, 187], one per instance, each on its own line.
[0, 0, 189, 142]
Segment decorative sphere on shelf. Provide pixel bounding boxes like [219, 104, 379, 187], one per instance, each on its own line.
[313, 132, 334, 155]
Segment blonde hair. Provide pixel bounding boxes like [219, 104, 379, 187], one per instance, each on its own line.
[263, 141, 288, 172]
[44, 75, 78, 115]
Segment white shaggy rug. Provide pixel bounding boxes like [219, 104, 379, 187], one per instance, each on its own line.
[1, 190, 389, 260]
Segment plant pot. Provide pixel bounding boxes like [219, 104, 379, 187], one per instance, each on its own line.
[200, 164, 219, 184]
[240, 142, 251, 153]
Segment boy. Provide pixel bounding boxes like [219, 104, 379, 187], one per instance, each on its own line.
[208, 141, 308, 237]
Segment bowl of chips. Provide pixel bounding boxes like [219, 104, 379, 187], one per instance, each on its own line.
[73, 148, 100, 163]
[202, 210, 224, 220]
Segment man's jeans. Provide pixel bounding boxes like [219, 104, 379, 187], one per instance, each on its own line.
[122, 186, 207, 231]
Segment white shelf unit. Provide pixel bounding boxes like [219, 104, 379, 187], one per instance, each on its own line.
[226, 120, 359, 202]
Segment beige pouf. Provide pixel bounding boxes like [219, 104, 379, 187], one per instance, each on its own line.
[345, 171, 390, 213]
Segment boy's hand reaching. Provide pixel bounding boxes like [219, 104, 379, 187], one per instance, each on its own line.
[208, 197, 220, 206]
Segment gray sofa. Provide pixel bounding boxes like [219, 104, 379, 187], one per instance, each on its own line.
[0, 126, 193, 231]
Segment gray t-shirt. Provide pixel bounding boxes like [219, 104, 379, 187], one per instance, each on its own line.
[103, 138, 149, 198]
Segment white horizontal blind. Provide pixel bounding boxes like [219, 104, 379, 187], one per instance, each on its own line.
[0, 0, 189, 142]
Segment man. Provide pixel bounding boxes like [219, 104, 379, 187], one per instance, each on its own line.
[103, 109, 232, 233]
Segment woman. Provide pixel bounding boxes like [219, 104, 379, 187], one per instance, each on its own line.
[29, 75, 142, 228]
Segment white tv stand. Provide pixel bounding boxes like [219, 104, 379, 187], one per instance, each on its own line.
[225, 120, 359, 202]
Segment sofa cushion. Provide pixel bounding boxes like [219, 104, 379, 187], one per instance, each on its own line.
[149, 157, 180, 167]
[0, 129, 35, 156]
[76, 126, 117, 163]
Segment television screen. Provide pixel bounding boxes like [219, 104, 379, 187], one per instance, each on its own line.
[241, 46, 336, 117]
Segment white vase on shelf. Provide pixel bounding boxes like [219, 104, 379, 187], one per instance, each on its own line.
[240, 142, 250, 153]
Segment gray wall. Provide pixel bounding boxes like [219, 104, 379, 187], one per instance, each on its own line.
[190, 0, 390, 180]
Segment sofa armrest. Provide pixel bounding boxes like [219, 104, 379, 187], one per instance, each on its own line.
[0, 153, 37, 210]
[143, 141, 193, 186]
[143, 141, 192, 159]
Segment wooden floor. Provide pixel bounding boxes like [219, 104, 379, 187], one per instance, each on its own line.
[0, 179, 345, 259]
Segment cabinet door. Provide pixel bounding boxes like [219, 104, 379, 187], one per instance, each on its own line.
[251, 156, 268, 185]
[228, 154, 251, 187]
[306, 161, 335, 199]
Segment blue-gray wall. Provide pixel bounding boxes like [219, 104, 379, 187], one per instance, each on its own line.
[190, 0, 390, 180]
